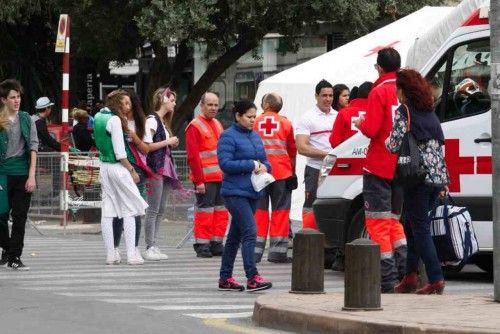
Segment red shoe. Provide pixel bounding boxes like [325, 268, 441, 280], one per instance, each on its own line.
[415, 280, 445, 295]
[395, 272, 418, 293]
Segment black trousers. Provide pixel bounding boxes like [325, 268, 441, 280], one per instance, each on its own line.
[0, 175, 32, 260]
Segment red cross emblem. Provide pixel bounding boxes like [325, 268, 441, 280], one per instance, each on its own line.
[364, 41, 400, 57]
[258, 116, 280, 137]
[444, 139, 475, 192]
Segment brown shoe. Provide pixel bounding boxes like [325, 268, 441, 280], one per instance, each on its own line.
[415, 280, 445, 295]
[395, 272, 418, 293]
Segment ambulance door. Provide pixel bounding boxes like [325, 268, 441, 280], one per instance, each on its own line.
[426, 36, 492, 250]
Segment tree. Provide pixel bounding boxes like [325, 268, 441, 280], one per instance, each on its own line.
[0, 0, 446, 130]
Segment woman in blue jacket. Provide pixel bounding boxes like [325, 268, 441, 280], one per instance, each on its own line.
[217, 101, 273, 292]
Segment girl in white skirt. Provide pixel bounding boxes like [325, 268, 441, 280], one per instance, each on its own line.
[94, 89, 148, 265]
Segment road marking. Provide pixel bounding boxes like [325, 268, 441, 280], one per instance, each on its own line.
[99, 297, 255, 304]
[141, 304, 254, 311]
[188, 312, 253, 319]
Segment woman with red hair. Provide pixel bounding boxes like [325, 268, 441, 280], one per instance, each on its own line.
[386, 68, 449, 295]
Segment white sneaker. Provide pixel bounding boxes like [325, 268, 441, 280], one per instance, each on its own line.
[135, 247, 144, 262]
[127, 254, 145, 265]
[114, 248, 121, 264]
[151, 246, 169, 260]
[142, 247, 160, 261]
[105, 252, 119, 265]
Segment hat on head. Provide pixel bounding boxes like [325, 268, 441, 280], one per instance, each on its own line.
[35, 96, 54, 109]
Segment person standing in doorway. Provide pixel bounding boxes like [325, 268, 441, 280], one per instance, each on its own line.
[186, 92, 228, 258]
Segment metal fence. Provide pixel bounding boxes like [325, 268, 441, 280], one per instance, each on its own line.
[30, 151, 192, 226]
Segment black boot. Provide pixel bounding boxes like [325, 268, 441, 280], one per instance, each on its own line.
[393, 245, 408, 280]
[381, 256, 399, 293]
[193, 243, 212, 258]
[331, 249, 345, 272]
[209, 241, 224, 256]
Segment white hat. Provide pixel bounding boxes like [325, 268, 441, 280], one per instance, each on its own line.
[35, 96, 55, 109]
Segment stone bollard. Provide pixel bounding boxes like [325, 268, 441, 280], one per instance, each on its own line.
[290, 229, 325, 294]
[343, 238, 382, 311]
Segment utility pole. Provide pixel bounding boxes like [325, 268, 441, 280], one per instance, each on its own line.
[491, 1, 500, 302]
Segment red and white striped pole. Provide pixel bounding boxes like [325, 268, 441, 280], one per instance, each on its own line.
[55, 14, 70, 227]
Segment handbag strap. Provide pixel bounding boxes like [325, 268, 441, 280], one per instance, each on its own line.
[403, 104, 411, 132]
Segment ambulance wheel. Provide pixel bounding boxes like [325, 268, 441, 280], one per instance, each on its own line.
[474, 254, 493, 274]
[346, 208, 368, 243]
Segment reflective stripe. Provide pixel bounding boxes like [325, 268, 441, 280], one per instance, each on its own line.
[269, 246, 288, 253]
[393, 239, 407, 248]
[195, 238, 210, 244]
[265, 149, 288, 155]
[303, 208, 313, 213]
[214, 205, 226, 211]
[195, 207, 215, 213]
[200, 150, 217, 158]
[256, 237, 266, 243]
[211, 236, 223, 242]
[192, 118, 209, 134]
[390, 213, 401, 220]
[365, 211, 393, 219]
[269, 237, 288, 243]
[381, 252, 394, 259]
[262, 139, 286, 146]
[202, 165, 221, 174]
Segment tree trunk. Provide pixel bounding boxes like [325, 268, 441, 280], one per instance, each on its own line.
[490, 1, 500, 302]
[171, 37, 261, 133]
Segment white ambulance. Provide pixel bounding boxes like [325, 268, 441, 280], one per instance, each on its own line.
[313, 5, 493, 273]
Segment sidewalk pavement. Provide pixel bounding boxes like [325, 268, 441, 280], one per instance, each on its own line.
[254, 292, 500, 333]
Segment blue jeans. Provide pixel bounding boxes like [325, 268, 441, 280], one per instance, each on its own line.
[220, 196, 258, 280]
[403, 184, 443, 282]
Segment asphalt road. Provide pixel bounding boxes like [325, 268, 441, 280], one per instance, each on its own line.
[0, 228, 493, 334]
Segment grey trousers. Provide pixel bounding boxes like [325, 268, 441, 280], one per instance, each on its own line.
[144, 176, 169, 248]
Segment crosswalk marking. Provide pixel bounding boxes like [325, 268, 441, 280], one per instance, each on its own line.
[186, 312, 254, 319]
[4, 235, 324, 320]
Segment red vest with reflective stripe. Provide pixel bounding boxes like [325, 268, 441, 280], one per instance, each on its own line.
[255, 111, 293, 180]
[187, 115, 224, 182]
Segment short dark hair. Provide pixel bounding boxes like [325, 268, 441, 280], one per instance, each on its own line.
[377, 48, 401, 73]
[0, 79, 23, 98]
[261, 93, 282, 112]
[357, 81, 373, 99]
[232, 100, 256, 118]
[315, 79, 333, 95]
[349, 86, 359, 100]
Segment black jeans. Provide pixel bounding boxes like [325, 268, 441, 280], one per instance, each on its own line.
[0, 175, 32, 260]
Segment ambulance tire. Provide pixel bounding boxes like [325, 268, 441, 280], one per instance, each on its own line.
[346, 208, 368, 243]
[473, 254, 493, 274]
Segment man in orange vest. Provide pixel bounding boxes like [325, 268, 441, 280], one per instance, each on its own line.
[254, 93, 297, 263]
[186, 92, 228, 258]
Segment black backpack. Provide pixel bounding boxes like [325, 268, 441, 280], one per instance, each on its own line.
[394, 105, 426, 186]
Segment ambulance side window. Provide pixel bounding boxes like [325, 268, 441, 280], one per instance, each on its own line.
[443, 39, 491, 121]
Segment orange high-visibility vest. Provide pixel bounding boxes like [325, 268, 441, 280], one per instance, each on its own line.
[186, 115, 224, 182]
[255, 111, 294, 180]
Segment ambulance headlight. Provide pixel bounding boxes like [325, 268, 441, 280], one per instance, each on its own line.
[318, 154, 337, 186]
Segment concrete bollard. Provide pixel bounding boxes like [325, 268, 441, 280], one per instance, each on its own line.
[343, 238, 382, 311]
[290, 229, 325, 294]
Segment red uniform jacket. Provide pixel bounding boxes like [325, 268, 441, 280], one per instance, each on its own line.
[358, 72, 399, 180]
[329, 98, 368, 148]
[254, 111, 297, 180]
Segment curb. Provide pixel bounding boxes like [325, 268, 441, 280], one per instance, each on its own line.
[253, 293, 500, 334]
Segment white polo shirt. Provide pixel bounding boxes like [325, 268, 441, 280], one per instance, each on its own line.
[295, 105, 337, 169]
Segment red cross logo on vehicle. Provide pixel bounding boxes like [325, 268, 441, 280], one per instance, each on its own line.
[258, 116, 280, 137]
[364, 41, 400, 57]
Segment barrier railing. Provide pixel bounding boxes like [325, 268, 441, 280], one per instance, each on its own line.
[30, 151, 192, 229]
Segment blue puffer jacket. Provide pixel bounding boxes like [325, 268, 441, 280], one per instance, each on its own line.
[217, 123, 271, 199]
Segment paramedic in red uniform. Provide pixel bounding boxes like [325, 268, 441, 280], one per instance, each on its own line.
[254, 93, 297, 263]
[295, 79, 337, 230]
[186, 92, 228, 258]
[353, 48, 407, 293]
[329, 81, 372, 148]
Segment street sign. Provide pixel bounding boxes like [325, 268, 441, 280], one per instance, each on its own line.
[55, 14, 69, 53]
